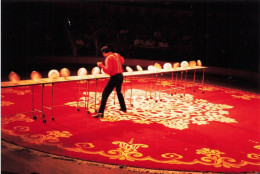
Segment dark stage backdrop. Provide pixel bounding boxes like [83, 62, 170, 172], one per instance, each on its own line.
[1, 0, 259, 76]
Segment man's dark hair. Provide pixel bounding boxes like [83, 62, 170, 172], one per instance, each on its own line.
[101, 46, 111, 53]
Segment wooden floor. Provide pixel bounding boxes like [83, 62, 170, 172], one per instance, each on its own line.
[2, 140, 219, 174]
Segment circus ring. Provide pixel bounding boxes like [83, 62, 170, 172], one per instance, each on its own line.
[1, 72, 260, 173]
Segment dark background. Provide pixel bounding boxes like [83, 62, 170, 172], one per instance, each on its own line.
[1, 0, 259, 77]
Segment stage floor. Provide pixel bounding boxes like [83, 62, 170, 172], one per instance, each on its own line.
[1, 64, 260, 174]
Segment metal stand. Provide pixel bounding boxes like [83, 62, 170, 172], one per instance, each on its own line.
[32, 85, 38, 120]
[85, 80, 90, 114]
[158, 73, 163, 102]
[77, 81, 81, 111]
[173, 71, 188, 98]
[51, 83, 54, 121]
[174, 72, 178, 95]
[149, 75, 154, 99]
[40, 83, 55, 123]
[170, 72, 174, 96]
[155, 74, 158, 102]
[145, 76, 148, 100]
[192, 69, 205, 94]
[130, 76, 133, 107]
[41, 84, 46, 123]
[201, 69, 205, 94]
[192, 70, 197, 92]
[94, 79, 98, 113]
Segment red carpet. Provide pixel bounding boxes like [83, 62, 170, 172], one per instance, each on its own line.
[1, 77, 260, 172]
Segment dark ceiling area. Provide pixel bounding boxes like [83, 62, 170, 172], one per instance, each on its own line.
[1, 0, 259, 73]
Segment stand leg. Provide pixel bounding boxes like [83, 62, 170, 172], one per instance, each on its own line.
[86, 80, 90, 114]
[180, 71, 184, 98]
[201, 69, 205, 94]
[94, 79, 97, 112]
[193, 70, 197, 92]
[130, 76, 133, 107]
[145, 76, 148, 100]
[84, 80, 87, 109]
[155, 74, 158, 103]
[51, 83, 54, 121]
[170, 72, 174, 96]
[32, 85, 37, 120]
[174, 72, 178, 94]
[159, 73, 163, 101]
[150, 75, 153, 99]
[183, 71, 188, 97]
[41, 84, 46, 123]
[77, 81, 81, 111]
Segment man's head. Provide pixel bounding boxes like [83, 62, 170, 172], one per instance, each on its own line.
[101, 46, 111, 57]
[101, 46, 111, 53]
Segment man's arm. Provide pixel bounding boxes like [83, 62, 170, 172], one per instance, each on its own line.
[102, 56, 113, 74]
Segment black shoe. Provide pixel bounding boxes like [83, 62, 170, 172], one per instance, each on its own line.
[93, 113, 104, 118]
[120, 108, 127, 112]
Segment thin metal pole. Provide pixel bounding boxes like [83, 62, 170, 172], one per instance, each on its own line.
[155, 74, 158, 102]
[95, 79, 97, 112]
[84, 80, 87, 109]
[77, 81, 80, 111]
[183, 71, 188, 97]
[51, 83, 54, 121]
[180, 71, 184, 96]
[158, 73, 163, 102]
[145, 75, 148, 100]
[32, 85, 37, 120]
[86, 80, 90, 114]
[202, 69, 205, 94]
[150, 75, 153, 99]
[170, 72, 174, 96]
[174, 72, 178, 94]
[193, 70, 197, 92]
[42, 84, 46, 123]
[130, 76, 133, 107]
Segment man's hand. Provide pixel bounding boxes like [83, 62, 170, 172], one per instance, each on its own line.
[97, 62, 104, 68]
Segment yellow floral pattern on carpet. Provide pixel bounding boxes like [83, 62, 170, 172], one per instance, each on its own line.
[1, 108, 260, 170]
[65, 89, 236, 130]
[64, 138, 260, 168]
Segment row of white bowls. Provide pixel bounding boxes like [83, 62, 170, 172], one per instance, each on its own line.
[8, 60, 202, 82]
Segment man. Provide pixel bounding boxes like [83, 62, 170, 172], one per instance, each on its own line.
[93, 46, 127, 118]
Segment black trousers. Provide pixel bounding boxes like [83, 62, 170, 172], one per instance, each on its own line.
[98, 73, 126, 114]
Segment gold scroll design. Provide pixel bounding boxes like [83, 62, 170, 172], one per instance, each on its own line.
[231, 94, 260, 100]
[65, 89, 236, 130]
[199, 86, 222, 91]
[225, 90, 260, 100]
[199, 85, 244, 92]
[2, 126, 72, 146]
[1, 88, 31, 106]
[1, 126, 30, 137]
[64, 139, 260, 168]
[1, 100, 14, 106]
[1, 114, 34, 136]
[3, 127, 72, 146]
[224, 89, 260, 100]
[2, 113, 34, 125]
[20, 130, 72, 145]
[1, 88, 31, 95]
[1, 113, 72, 145]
